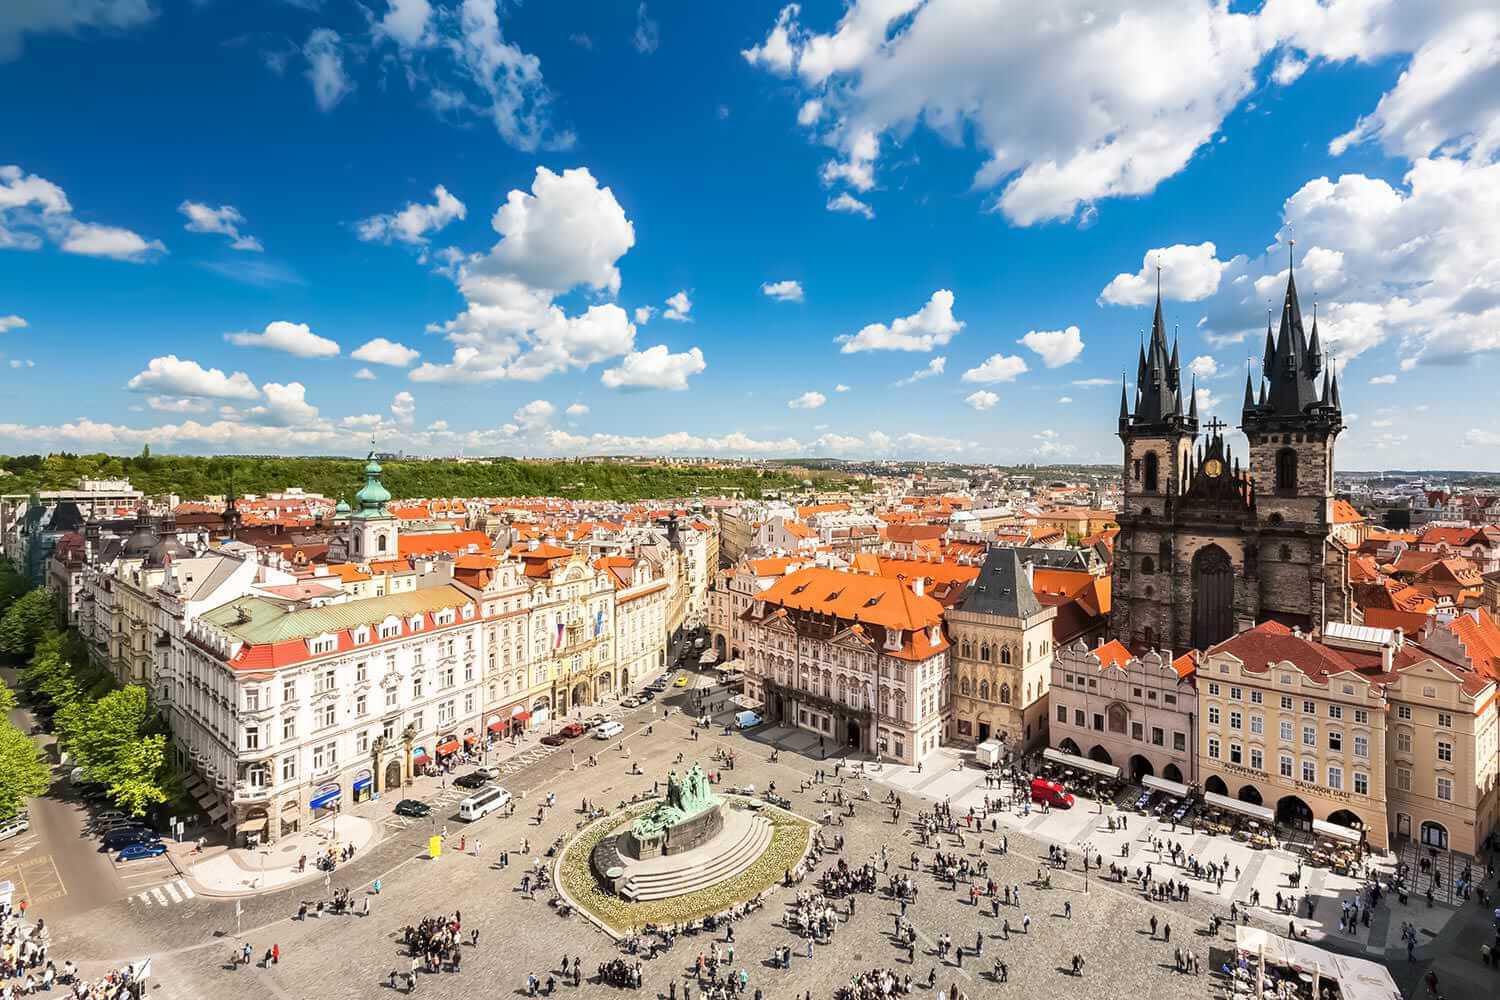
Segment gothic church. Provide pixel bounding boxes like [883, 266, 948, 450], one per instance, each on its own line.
[1109, 265, 1357, 654]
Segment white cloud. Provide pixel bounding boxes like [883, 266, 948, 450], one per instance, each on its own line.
[1018, 325, 1084, 368]
[376, 0, 433, 49]
[761, 280, 804, 302]
[632, 2, 659, 54]
[356, 184, 466, 247]
[797, 99, 824, 127]
[837, 289, 962, 353]
[1032, 428, 1076, 458]
[601, 345, 706, 391]
[633, 305, 654, 325]
[1058, 396, 1073, 404]
[834, 383, 850, 392]
[3, 165, 164, 261]
[454, 0, 574, 151]
[178, 201, 262, 252]
[1465, 428, 1500, 448]
[390, 390, 416, 427]
[0, 0, 156, 63]
[961, 354, 1028, 383]
[8, 359, 33, 369]
[964, 390, 999, 411]
[145, 395, 206, 414]
[303, 28, 353, 112]
[1370, 418, 1393, 429]
[1188, 355, 1219, 379]
[826, 192, 873, 219]
[741, 4, 800, 74]
[788, 391, 827, 409]
[225, 320, 340, 358]
[0, 315, 25, 333]
[1194, 386, 1220, 412]
[354, 367, 378, 380]
[246, 381, 320, 426]
[1272, 53, 1308, 86]
[895, 356, 945, 385]
[512, 399, 555, 428]
[1071, 377, 1115, 387]
[351, 337, 420, 367]
[58, 221, 164, 261]
[565, 403, 589, 417]
[1369, 374, 1397, 384]
[416, 167, 640, 383]
[663, 290, 692, 321]
[127, 356, 261, 401]
[428, 419, 449, 431]
[1099, 242, 1231, 305]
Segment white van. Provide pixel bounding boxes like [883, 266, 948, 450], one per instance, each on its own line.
[0, 812, 29, 842]
[458, 786, 512, 822]
[734, 710, 763, 730]
[593, 720, 624, 740]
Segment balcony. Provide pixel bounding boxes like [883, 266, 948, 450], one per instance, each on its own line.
[233, 783, 274, 804]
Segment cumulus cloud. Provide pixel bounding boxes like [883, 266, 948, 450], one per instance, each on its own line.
[565, 403, 589, 417]
[246, 381, 320, 426]
[0, 0, 156, 63]
[0, 315, 25, 333]
[452, 0, 575, 151]
[354, 367, 378, 380]
[303, 28, 353, 112]
[1032, 428, 1076, 458]
[662, 290, 692, 321]
[127, 355, 261, 401]
[834, 383, 850, 392]
[633, 306, 654, 325]
[1099, 242, 1230, 305]
[961, 354, 1028, 383]
[826, 192, 873, 219]
[414, 166, 641, 383]
[1188, 355, 1219, 379]
[1058, 395, 1073, 404]
[146, 396, 207, 414]
[376, 0, 433, 49]
[837, 289, 962, 353]
[0, 165, 157, 261]
[512, 399, 555, 428]
[1018, 326, 1084, 368]
[1369, 374, 1397, 384]
[895, 356, 945, 385]
[58, 222, 164, 261]
[964, 390, 999, 411]
[390, 390, 416, 427]
[356, 184, 466, 247]
[761, 280, 804, 302]
[351, 337, 420, 367]
[632, 2, 659, 54]
[601, 345, 706, 391]
[787, 390, 827, 409]
[225, 320, 340, 358]
[178, 201, 262, 251]
[8, 359, 34, 369]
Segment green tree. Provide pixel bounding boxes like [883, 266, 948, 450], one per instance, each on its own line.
[104, 734, 168, 817]
[0, 561, 30, 612]
[0, 675, 15, 714]
[0, 589, 56, 656]
[0, 722, 49, 819]
[73, 686, 150, 783]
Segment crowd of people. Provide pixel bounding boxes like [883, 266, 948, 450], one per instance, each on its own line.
[839, 967, 911, 999]
[0, 902, 145, 999]
[391, 911, 471, 992]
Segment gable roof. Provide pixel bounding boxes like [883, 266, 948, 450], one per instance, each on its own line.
[956, 548, 1043, 618]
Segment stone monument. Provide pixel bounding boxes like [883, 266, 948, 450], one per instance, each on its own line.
[620, 764, 724, 859]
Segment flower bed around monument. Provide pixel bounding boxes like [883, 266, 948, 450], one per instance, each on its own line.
[557, 797, 814, 934]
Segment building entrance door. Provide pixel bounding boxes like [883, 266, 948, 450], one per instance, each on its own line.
[977, 722, 991, 743]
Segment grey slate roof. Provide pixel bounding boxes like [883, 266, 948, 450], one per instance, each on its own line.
[956, 548, 1043, 619]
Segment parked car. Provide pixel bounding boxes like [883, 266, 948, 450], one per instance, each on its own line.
[98, 818, 147, 835]
[593, 721, 624, 740]
[620, 696, 641, 709]
[674, 675, 690, 688]
[453, 771, 489, 790]
[0, 812, 30, 842]
[393, 799, 431, 818]
[540, 733, 567, 747]
[582, 714, 608, 731]
[637, 689, 656, 702]
[1029, 778, 1075, 810]
[102, 826, 156, 851]
[117, 841, 167, 862]
[558, 722, 585, 739]
[474, 765, 502, 780]
[94, 810, 127, 827]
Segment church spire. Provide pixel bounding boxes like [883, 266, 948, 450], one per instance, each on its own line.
[1307, 298, 1323, 377]
[1242, 365, 1256, 411]
[1188, 374, 1198, 421]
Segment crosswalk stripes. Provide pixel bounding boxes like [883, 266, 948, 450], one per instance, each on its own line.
[135, 878, 195, 907]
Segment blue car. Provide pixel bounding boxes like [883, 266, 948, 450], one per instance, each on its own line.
[117, 840, 167, 862]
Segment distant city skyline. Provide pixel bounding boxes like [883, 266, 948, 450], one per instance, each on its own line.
[2, 2, 1497, 467]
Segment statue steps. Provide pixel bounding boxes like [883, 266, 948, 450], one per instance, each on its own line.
[620, 814, 774, 902]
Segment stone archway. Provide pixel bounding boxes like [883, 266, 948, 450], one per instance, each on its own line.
[1059, 738, 1081, 756]
[1237, 784, 1264, 806]
[1129, 754, 1154, 782]
[1327, 809, 1363, 831]
[714, 634, 727, 658]
[1276, 794, 1313, 830]
[1204, 775, 1229, 796]
[384, 759, 402, 791]
[1087, 745, 1113, 766]
[570, 681, 589, 710]
[1162, 763, 1184, 784]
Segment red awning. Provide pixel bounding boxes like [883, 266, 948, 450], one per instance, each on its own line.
[435, 739, 461, 756]
[412, 752, 430, 764]
[487, 720, 506, 734]
[512, 711, 531, 723]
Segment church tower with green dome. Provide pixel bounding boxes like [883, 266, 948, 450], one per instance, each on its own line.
[347, 449, 398, 561]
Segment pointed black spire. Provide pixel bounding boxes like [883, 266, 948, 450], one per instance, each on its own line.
[1168, 329, 1181, 389]
[1242, 367, 1256, 411]
[1330, 363, 1342, 410]
[1307, 299, 1323, 376]
[1262, 310, 1276, 374]
[1119, 375, 1130, 420]
[1188, 374, 1198, 421]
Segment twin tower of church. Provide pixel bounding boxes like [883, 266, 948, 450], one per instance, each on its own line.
[1109, 263, 1356, 654]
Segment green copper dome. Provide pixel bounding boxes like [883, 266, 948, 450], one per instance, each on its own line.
[335, 496, 351, 514]
[351, 451, 391, 518]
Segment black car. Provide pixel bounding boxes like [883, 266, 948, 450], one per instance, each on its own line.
[453, 771, 489, 790]
[102, 826, 155, 851]
[637, 689, 656, 701]
[393, 799, 431, 818]
[540, 733, 566, 747]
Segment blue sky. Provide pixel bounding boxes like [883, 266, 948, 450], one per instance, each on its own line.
[2, 1, 1498, 468]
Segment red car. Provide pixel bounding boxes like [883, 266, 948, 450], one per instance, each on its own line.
[1029, 777, 1075, 810]
[558, 722, 585, 738]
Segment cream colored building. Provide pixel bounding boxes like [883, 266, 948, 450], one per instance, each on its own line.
[945, 548, 1057, 749]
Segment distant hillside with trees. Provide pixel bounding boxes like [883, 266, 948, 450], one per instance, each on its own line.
[0, 452, 862, 502]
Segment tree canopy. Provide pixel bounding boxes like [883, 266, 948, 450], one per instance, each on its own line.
[0, 588, 57, 656]
[0, 723, 48, 820]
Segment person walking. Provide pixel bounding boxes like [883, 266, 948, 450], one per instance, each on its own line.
[272, 943, 280, 966]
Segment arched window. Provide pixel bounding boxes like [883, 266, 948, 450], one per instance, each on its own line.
[1141, 555, 1155, 575]
[1279, 544, 1292, 561]
[999, 683, 1011, 704]
[1143, 452, 1160, 493]
[376, 533, 387, 552]
[960, 640, 971, 659]
[960, 677, 971, 696]
[1026, 642, 1032, 663]
[1000, 645, 1012, 665]
[979, 680, 989, 701]
[979, 643, 991, 662]
[1275, 448, 1297, 492]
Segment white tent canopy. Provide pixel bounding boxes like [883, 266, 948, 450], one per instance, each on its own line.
[1202, 790, 1273, 823]
[1043, 747, 1121, 780]
[1312, 818, 1363, 844]
[1141, 775, 1190, 798]
[1234, 926, 1401, 1000]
